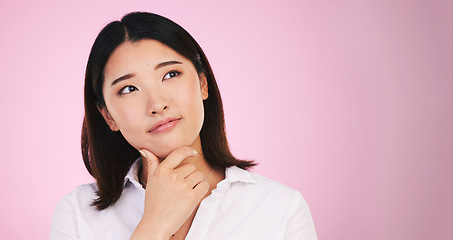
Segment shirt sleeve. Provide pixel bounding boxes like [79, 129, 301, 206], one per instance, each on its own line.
[49, 193, 79, 240]
[284, 192, 318, 240]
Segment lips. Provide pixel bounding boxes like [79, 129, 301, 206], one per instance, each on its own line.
[148, 118, 181, 134]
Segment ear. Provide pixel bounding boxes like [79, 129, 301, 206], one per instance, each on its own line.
[98, 106, 119, 131]
[199, 73, 209, 100]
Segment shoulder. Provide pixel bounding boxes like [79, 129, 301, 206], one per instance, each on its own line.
[56, 183, 98, 209]
[246, 172, 317, 239]
[250, 171, 301, 196]
[250, 171, 309, 212]
[52, 183, 99, 219]
[214, 167, 317, 239]
[222, 166, 309, 214]
[50, 183, 98, 239]
[226, 166, 303, 201]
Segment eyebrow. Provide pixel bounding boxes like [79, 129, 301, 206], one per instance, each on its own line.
[111, 73, 136, 87]
[110, 61, 183, 87]
[155, 60, 183, 70]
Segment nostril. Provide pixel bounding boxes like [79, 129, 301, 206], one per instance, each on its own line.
[151, 106, 167, 115]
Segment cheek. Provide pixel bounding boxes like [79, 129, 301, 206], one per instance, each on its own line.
[107, 100, 141, 131]
[110, 106, 145, 149]
[188, 90, 206, 131]
[179, 82, 205, 115]
[117, 111, 138, 131]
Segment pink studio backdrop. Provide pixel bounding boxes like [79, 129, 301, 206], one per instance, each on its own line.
[1, 1, 452, 239]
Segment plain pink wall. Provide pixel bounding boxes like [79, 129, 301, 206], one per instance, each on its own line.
[1, 0, 452, 239]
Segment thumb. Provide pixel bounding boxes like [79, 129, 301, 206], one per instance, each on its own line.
[139, 149, 160, 176]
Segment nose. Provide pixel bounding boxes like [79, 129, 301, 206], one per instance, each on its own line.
[151, 105, 168, 115]
[146, 90, 169, 116]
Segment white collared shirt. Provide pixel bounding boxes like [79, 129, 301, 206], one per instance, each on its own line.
[50, 159, 317, 240]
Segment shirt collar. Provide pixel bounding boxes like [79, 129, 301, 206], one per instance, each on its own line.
[124, 158, 257, 188]
[124, 157, 143, 188]
[224, 165, 257, 184]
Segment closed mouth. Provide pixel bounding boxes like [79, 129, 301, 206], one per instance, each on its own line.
[148, 118, 181, 134]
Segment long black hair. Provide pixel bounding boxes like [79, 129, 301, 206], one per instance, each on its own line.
[82, 12, 255, 210]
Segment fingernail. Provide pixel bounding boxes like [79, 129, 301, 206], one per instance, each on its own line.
[139, 150, 146, 158]
[193, 149, 198, 155]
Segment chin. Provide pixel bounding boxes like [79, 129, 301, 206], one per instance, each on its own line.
[154, 149, 173, 160]
[155, 137, 199, 159]
[149, 143, 187, 160]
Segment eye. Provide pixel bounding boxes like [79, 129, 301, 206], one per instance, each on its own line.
[118, 85, 138, 95]
[163, 70, 181, 80]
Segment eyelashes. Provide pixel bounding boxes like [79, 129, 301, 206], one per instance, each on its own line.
[118, 85, 138, 95]
[163, 70, 181, 80]
[116, 70, 182, 96]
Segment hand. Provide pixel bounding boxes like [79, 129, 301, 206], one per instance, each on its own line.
[130, 147, 210, 240]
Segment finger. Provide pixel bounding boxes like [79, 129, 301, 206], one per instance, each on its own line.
[160, 147, 197, 170]
[185, 171, 203, 189]
[173, 163, 197, 179]
[193, 181, 210, 197]
[139, 149, 160, 176]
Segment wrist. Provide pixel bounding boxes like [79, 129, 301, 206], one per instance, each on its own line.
[130, 217, 172, 240]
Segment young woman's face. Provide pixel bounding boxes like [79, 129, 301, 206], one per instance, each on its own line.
[100, 39, 208, 158]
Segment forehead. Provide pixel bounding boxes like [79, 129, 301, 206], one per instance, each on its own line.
[104, 39, 189, 79]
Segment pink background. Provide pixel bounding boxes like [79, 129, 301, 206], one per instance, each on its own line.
[1, 1, 452, 239]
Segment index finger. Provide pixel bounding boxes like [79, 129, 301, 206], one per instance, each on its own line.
[160, 147, 197, 170]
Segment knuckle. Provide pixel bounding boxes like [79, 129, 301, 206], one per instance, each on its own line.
[169, 172, 178, 181]
[186, 163, 196, 171]
[182, 182, 190, 190]
[186, 191, 197, 200]
[151, 168, 161, 178]
[199, 182, 209, 191]
[194, 171, 203, 180]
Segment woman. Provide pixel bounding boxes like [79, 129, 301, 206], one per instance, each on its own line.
[50, 12, 317, 240]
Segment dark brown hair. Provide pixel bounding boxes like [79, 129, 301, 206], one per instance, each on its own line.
[82, 12, 255, 210]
